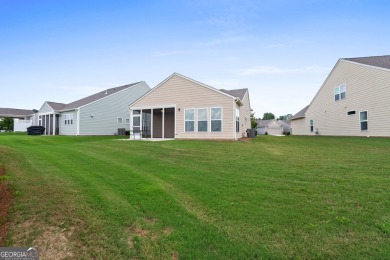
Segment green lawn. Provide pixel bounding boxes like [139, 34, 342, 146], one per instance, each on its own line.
[0, 133, 389, 259]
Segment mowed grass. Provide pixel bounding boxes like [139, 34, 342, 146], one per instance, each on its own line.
[0, 133, 389, 259]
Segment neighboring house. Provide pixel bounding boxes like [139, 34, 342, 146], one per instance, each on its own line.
[0, 108, 35, 120]
[0, 108, 37, 132]
[279, 120, 291, 134]
[36, 82, 150, 135]
[291, 55, 390, 136]
[256, 119, 290, 135]
[128, 73, 252, 140]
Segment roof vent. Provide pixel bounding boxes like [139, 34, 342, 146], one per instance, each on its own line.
[105, 90, 108, 95]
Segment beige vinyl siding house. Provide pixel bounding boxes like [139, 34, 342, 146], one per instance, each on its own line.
[129, 73, 251, 140]
[291, 55, 390, 136]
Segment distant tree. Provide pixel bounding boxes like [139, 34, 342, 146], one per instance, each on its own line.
[250, 112, 258, 128]
[0, 117, 14, 131]
[277, 114, 293, 120]
[262, 112, 275, 120]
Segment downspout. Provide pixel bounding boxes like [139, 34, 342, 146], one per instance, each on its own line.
[128, 107, 131, 140]
[233, 99, 237, 140]
[76, 108, 80, 136]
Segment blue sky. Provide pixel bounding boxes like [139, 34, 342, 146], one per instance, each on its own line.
[1, 0, 389, 118]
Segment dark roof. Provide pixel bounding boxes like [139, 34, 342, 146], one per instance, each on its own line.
[47, 102, 67, 110]
[343, 55, 390, 70]
[219, 88, 248, 100]
[60, 82, 141, 111]
[291, 105, 309, 120]
[0, 108, 35, 117]
[256, 119, 273, 127]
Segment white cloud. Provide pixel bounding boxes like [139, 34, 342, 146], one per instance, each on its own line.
[237, 65, 330, 75]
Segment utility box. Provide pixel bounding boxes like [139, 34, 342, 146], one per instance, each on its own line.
[118, 128, 126, 136]
[246, 129, 256, 138]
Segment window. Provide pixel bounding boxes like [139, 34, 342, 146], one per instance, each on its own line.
[310, 119, 314, 132]
[185, 109, 195, 132]
[236, 108, 240, 132]
[360, 111, 368, 131]
[38, 116, 42, 126]
[197, 108, 208, 132]
[335, 84, 346, 101]
[126, 118, 130, 124]
[117, 117, 123, 124]
[347, 111, 356, 115]
[64, 113, 73, 125]
[211, 107, 222, 132]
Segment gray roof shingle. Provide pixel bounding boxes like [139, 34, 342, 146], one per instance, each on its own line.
[291, 105, 309, 120]
[0, 108, 35, 117]
[343, 55, 390, 70]
[60, 82, 141, 111]
[47, 102, 67, 110]
[256, 119, 273, 127]
[219, 88, 248, 100]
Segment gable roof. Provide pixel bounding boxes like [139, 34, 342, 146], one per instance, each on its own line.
[59, 82, 142, 111]
[219, 88, 248, 100]
[0, 108, 36, 117]
[291, 105, 309, 120]
[47, 102, 67, 110]
[130, 73, 242, 107]
[342, 55, 390, 70]
[278, 120, 291, 126]
[256, 119, 274, 127]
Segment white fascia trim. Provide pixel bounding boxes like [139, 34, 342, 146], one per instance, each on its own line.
[130, 104, 177, 110]
[341, 59, 390, 73]
[37, 101, 55, 114]
[129, 73, 238, 109]
[172, 73, 238, 99]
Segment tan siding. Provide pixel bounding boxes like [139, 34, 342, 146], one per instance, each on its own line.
[131, 74, 236, 139]
[238, 91, 251, 137]
[296, 60, 390, 136]
[291, 118, 307, 135]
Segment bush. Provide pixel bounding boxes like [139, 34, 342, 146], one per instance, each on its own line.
[265, 131, 268, 135]
[125, 130, 130, 136]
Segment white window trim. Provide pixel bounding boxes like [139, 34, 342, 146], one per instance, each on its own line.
[125, 118, 130, 124]
[197, 108, 208, 132]
[117, 117, 123, 124]
[334, 84, 346, 102]
[310, 119, 314, 132]
[184, 108, 195, 132]
[359, 110, 368, 131]
[64, 113, 74, 125]
[210, 107, 223, 132]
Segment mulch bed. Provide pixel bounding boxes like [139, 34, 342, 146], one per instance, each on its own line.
[0, 166, 12, 246]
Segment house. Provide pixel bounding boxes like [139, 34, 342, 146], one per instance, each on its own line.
[291, 55, 390, 136]
[0, 108, 36, 120]
[36, 82, 150, 135]
[0, 108, 37, 132]
[256, 119, 290, 135]
[128, 73, 252, 140]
